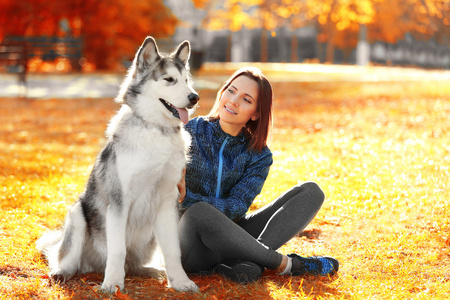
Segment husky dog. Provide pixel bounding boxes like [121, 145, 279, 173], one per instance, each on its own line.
[36, 37, 199, 293]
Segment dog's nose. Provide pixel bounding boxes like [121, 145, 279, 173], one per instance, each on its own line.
[188, 93, 199, 105]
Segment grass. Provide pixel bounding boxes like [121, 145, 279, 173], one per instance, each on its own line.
[1, 65, 449, 299]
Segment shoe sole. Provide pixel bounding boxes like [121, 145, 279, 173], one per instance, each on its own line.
[215, 262, 262, 284]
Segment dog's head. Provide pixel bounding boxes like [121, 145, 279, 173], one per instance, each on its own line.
[117, 36, 199, 125]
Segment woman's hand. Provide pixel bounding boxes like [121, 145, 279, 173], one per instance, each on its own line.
[177, 168, 186, 203]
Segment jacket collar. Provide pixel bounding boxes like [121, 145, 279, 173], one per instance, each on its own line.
[210, 118, 247, 144]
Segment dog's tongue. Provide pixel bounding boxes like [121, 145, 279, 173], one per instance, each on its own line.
[176, 108, 189, 124]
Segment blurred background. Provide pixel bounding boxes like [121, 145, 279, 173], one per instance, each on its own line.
[1, 0, 449, 70]
[0, 0, 449, 97]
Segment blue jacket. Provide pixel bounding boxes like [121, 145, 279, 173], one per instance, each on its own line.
[181, 117, 273, 221]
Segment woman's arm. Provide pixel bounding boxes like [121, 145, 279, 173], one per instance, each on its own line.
[182, 152, 272, 221]
[177, 167, 186, 203]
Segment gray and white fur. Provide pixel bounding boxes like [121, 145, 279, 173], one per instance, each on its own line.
[36, 36, 199, 293]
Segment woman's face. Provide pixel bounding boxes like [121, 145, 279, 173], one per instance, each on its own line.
[218, 75, 259, 136]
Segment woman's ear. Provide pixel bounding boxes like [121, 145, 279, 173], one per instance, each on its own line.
[251, 113, 259, 121]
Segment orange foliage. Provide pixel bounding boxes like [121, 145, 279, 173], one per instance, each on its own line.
[203, 0, 262, 31]
[370, 0, 450, 43]
[199, 0, 449, 62]
[0, 0, 178, 70]
[191, 0, 211, 8]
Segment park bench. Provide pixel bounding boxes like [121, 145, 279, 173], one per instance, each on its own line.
[0, 41, 28, 96]
[0, 36, 82, 97]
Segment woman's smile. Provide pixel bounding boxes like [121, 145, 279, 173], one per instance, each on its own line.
[218, 75, 259, 136]
[224, 105, 237, 115]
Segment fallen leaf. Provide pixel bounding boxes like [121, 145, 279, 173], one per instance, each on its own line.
[115, 286, 133, 300]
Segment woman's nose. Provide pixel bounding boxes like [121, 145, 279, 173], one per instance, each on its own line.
[229, 96, 239, 106]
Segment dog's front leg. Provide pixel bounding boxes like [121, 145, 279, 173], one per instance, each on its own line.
[155, 197, 198, 292]
[101, 204, 128, 293]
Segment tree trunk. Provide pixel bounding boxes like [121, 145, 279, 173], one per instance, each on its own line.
[325, 27, 336, 63]
[226, 33, 232, 62]
[325, 40, 335, 63]
[356, 24, 370, 66]
[291, 33, 298, 62]
[260, 29, 268, 63]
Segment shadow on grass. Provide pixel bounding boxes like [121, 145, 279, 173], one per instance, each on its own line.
[297, 228, 323, 240]
[3, 261, 347, 300]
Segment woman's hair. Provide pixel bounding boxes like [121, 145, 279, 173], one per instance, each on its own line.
[207, 66, 273, 152]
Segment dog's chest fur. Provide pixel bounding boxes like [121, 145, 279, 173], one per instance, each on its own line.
[106, 106, 189, 223]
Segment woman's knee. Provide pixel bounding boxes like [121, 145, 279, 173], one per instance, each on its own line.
[181, 202, 219, 227]
[296, 181, 325, 206]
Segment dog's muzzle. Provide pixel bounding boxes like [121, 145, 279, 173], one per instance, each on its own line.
[160, 92, 199, 124]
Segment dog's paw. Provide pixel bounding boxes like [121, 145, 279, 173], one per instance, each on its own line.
[169, 278, 198, 292]
[50, 269, 74, 283]
[101, 280, 124, 294]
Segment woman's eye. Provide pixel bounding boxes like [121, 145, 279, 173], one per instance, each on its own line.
[244, 98, 251, 103]
[164, 77, 175, 83]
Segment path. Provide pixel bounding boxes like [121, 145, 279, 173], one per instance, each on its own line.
[1, 63, 449, 99]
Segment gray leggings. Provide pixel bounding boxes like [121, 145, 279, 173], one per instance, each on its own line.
[178, 181, 325, 273]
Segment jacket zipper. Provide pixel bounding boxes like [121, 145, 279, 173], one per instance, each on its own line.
[216, 137, 228, 198]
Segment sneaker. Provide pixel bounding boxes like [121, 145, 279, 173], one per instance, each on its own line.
[288, 254, 339, 276]
[214, 260, 263, 284]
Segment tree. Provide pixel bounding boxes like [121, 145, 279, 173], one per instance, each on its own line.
[255, 0, 308, 62]
[197, 0, 377, 62]
[294, 0, 379, 63]
[199, 0, 307, 62]
[193, 0, 449, 64]
[199, 0, 261, 61]
[0, 0, 178, 69]
[369, 0, 450, 43]
[292, 0, 450, 63]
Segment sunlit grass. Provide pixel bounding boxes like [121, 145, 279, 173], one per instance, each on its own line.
[262, 83, 450, 300]
[1, 67, 449, 299]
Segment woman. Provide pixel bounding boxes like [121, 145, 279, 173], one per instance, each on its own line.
[177, 67, 339, 284]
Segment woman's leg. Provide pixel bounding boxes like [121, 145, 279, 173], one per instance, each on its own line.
[237, 182, 339, 277]
[238, 181, 325, 250]
[178, 202, 283, 274]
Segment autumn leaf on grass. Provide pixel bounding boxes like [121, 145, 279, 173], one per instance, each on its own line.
[199, 284, 210, 292]
[115, 286, 133, 300]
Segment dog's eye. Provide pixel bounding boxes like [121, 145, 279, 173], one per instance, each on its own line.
[164, 77, 175, 83]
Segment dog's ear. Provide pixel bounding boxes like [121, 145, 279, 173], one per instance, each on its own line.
[136, 36, 160, 69]
[173, 40, 190, 65]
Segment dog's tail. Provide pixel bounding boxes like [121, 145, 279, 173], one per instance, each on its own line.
[36, 230, 63, 252]
[36, 229, 63, 269]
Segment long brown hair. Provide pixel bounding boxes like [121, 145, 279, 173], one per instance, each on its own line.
[208, 67, 273, 152]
